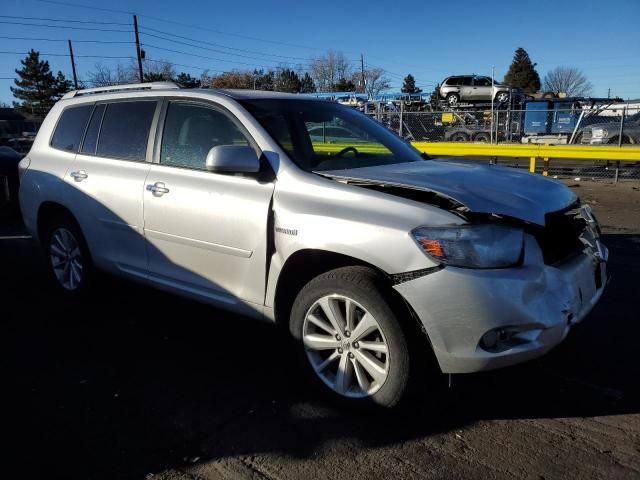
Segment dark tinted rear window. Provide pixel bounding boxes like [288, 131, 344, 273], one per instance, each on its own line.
[97, 101, 156, 161]
[80, 104, 105, 155]
[51, 105, 93, 152]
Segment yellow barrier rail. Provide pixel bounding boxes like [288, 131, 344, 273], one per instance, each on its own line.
[411, 142, 640, 176]
[312, 141, 640, 176]
[411, 142, 640, 162]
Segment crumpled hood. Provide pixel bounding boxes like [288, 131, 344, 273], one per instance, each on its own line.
[319, 160, 577, 226]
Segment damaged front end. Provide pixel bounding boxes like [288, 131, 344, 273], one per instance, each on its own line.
[318, 168, 608, 374]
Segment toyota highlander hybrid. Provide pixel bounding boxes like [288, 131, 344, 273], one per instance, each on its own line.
[18, 82, 608, 408]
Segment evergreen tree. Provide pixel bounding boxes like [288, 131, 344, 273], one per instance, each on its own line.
[299, 72, 315, 93]
[253, 69, 274, 90]
[11, 50, 72, 117]
[175, 72, 201, 88]
[275, 68, 301, 93]
[503, 47, 541, 94]
[401, 74, 422, 94]
[333, 77, 356, 92]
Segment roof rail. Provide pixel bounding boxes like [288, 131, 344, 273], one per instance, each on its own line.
[62, 82, 180, 99]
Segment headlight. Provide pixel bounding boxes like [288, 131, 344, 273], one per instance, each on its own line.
[592, 128, 608, 138]
[412, 224, 524, 268]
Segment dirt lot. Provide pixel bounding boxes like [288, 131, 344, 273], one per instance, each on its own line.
[2, 181, 639, 480]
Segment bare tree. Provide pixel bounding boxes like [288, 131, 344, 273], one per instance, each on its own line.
[543, 66, 592, 97]
[86, 60, 177, 86]
[363, 68, 391, 99]
[309, 50, 352, 91]
[87, 62, 138, 87]
[142, 60, 176, 82]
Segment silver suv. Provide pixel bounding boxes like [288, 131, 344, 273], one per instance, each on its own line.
[19, 82, 607, 408]
[439, 75, 511, 106]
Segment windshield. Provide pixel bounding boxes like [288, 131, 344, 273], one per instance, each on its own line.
[239, 99, 424, 172]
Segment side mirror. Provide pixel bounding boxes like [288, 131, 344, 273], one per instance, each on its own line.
[205, 145, 260, 173]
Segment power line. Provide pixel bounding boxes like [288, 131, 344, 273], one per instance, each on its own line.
[18, 5, 439, 82]
[140, 27, 311, 62]
[33, 0, 439, 75]
[0, 14, 130, 26]
[36, 0, 135, 15]
[142, 44, 305, 70]
[0, 50, 133, 59]
[0, 20, 130, 33]
[0, 35, 134, 44]
[37, 0, 329, 52]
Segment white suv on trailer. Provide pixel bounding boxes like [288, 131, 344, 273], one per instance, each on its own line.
[19, 82, 608, 408]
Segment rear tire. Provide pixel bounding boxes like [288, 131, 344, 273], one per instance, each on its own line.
[446, 93, 460, 107]
[289, 266, 416, 409]
[42, 213, 94, 295]
[495, 91, 510, 103]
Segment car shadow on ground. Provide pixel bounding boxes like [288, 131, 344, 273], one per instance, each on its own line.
[2, 219, 639, 479]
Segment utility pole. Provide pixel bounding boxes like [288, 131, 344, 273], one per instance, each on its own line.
[607, 88, 610, 99]
[68, 40, 78, 89]
[133, 15, 144, 83]
[360, 53, 365, 96]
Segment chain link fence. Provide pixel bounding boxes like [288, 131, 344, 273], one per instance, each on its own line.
[365, 104, 640, 182]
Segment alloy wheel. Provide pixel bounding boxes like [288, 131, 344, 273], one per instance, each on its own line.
[302, 294, 390, 398]
[50, 227, 83, 290]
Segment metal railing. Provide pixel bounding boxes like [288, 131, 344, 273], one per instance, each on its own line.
[366, 105, 640, 181]
[366, 106, 639, 146]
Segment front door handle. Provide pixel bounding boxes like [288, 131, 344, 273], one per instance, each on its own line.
[146, 182, 170, 196]
[70, 170, 88, 182]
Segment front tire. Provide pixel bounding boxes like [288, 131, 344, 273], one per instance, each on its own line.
[290, 267, 412, 408]
[43, 213, 94, 295]
[450, 132, 469, 142]
[473, 132, 490, 143]
[608, 136, 632, 145]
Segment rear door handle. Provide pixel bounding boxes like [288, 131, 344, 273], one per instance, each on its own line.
[70, 170, 88, 181]
[146, 182, 170, 196]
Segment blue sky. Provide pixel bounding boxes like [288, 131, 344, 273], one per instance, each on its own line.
[1, 0, 639, 104]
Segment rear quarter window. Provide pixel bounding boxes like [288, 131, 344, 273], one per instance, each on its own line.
[50, 104, 93, 152]
[97, 101, 157, 161]
[80, 103, 105, 155]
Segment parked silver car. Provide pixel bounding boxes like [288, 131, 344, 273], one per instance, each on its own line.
[439, 75, 511, 106]
[19, 82, 607, 408]
[579, 112, 640, 144]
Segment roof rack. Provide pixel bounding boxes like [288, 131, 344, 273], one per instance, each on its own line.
[62, 82, 180, 99]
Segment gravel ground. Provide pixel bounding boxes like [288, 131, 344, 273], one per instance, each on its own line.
[2, 181, 639, 480]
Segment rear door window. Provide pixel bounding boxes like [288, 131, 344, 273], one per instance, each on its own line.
[97, 101, 157, 161]
[50, 104, 93, 152]
[474, 77, 492, 87]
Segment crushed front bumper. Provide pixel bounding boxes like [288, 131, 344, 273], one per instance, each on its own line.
[394, 234, 608, 374]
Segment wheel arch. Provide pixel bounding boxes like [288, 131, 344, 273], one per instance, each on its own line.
[272, 249, 433, 359]
[273, 249, 379, 328]
[36, 202, 91, 262]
